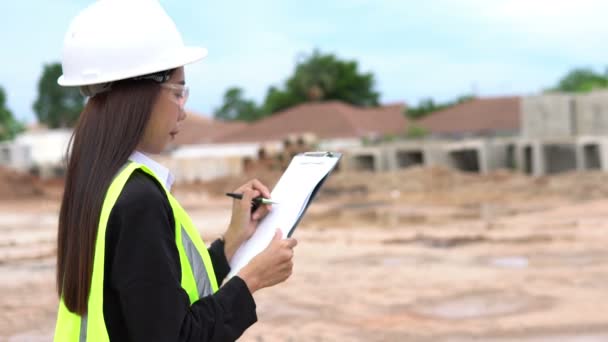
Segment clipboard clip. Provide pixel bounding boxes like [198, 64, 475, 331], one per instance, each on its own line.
[303, 151, 335, 158]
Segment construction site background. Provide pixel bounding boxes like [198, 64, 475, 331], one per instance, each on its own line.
[242, 133, 319, 174]
[3, 161, 608, 341]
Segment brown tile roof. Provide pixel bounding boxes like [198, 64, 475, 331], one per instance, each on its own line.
[213, 101, 408, 143]
[170, 111, 249, 146]
[415, 96, 521, 136]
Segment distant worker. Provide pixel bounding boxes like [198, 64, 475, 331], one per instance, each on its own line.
[53, 1, 297, 341]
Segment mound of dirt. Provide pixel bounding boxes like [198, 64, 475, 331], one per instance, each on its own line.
[0, 167, 45, 200]
[173, 164, 608, 207]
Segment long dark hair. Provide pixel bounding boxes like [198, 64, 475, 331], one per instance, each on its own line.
[57, 76, 166, 314]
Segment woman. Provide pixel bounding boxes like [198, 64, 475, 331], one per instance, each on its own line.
[53, 1, 297, 341]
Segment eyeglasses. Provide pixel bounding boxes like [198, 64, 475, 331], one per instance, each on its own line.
[160, 83, 189, 108]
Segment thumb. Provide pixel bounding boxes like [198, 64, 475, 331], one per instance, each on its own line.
[267, 229, 283, 250]
[273, 229, 283, 241]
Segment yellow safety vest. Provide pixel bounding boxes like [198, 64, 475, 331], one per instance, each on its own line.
[54, 161, 219, 341]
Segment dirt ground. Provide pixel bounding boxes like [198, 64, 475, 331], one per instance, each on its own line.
[2, 166, 608, 341]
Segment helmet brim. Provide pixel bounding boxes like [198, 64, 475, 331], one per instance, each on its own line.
[58, 46, 208, 86]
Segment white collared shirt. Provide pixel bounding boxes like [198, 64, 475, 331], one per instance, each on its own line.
[129, 151, 175, 190]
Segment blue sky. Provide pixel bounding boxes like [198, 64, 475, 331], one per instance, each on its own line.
[1, 0, 607, 123]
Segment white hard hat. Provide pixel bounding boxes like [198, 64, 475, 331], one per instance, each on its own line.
[58, 0, 207, 87]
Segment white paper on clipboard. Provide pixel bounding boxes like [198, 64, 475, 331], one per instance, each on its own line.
[228, 152, 341, 278]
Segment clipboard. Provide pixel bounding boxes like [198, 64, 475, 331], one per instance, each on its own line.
[228, 151, 342, 278]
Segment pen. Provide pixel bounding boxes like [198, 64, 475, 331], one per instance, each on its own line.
[225, 192, 278, 205]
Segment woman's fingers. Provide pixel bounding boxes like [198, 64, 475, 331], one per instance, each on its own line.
[240, 188, 260, 210]
[252, 204, 270, 221]
[233, 179, 272, 221]
[249, 179, 271, 199]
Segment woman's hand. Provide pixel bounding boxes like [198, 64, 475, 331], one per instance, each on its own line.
[238, 229, 298, 293]
[223, 179, 272, 261]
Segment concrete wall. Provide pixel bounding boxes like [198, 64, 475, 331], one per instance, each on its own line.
[575, 91, 608, 136]
[515, 140, 536, 175]
[14, 130, 72, 167]
[381, 139, 516, 174]
[163, 143, 280, 182]
[343, 146, 385, 172]
[486, 139, 518, 171]
[516, 139, 580, 176]
[581, 144, 602, 170]
[576, 136, 608, 172]
[441, 139, 518, 174]
[172, 143, 262, 159]
[519, 91, 608, 175]
[523, 91, 608, 139]
[396, 150, 425, 168]
[443, 140, 487, 173]
[345, 137, 587, 176]
[422, 142, 451, 169]
[241, 91, 608, 176]
[384, 142, 426, 170]
[317, 138, 362, 151]
[155, 155, 243, 183]
[0, 130, 74, 178]
[522, 94, 575, 138]
[382, 141, 475, 172]
[161, 135, 608, 180]
[543, 144, 577, 174]
[0, 143, 31, 171]
[169, 135, 607, 178]
[0, 142, 11, 165]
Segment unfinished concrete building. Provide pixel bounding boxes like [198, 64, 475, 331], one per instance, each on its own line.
[344, 138, 519, 175]
[522, 94, 576, 139]
[575, 90, 608, 136]
[384, 142, 427, 170]
[519, 91, 608, 175]
[342, 92, 608, 176]
[515, 139, 578, 176]
[576, 136, 608, 171]
[405, 97, 522, 174]
[519, 94, 576, 176]
[344, 146, 386, 172]
[430, 139, 517, 174]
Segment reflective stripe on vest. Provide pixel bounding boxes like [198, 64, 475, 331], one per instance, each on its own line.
[54, 162, 219, 341]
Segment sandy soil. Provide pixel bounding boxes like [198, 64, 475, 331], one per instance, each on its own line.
[2, 167, 608, 341]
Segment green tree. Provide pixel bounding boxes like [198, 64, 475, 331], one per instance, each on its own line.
[260, 86, 300, 116]
[551, 68, 608, 93]
[407, 95, 474, 120]
[407, 98, 442, 119]
[33, 63, 84, 128]
[406, 125, 428, 139]
[215, 50, 381, 121]
[262, 50, 380, 114]
[213, 87, 261, 122]
[0, 86, 24, 141]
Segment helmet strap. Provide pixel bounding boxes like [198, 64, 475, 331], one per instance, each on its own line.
[79, 69, 172, 97]
[80, 82, 112, 97]
[131, 70, 172, 83]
